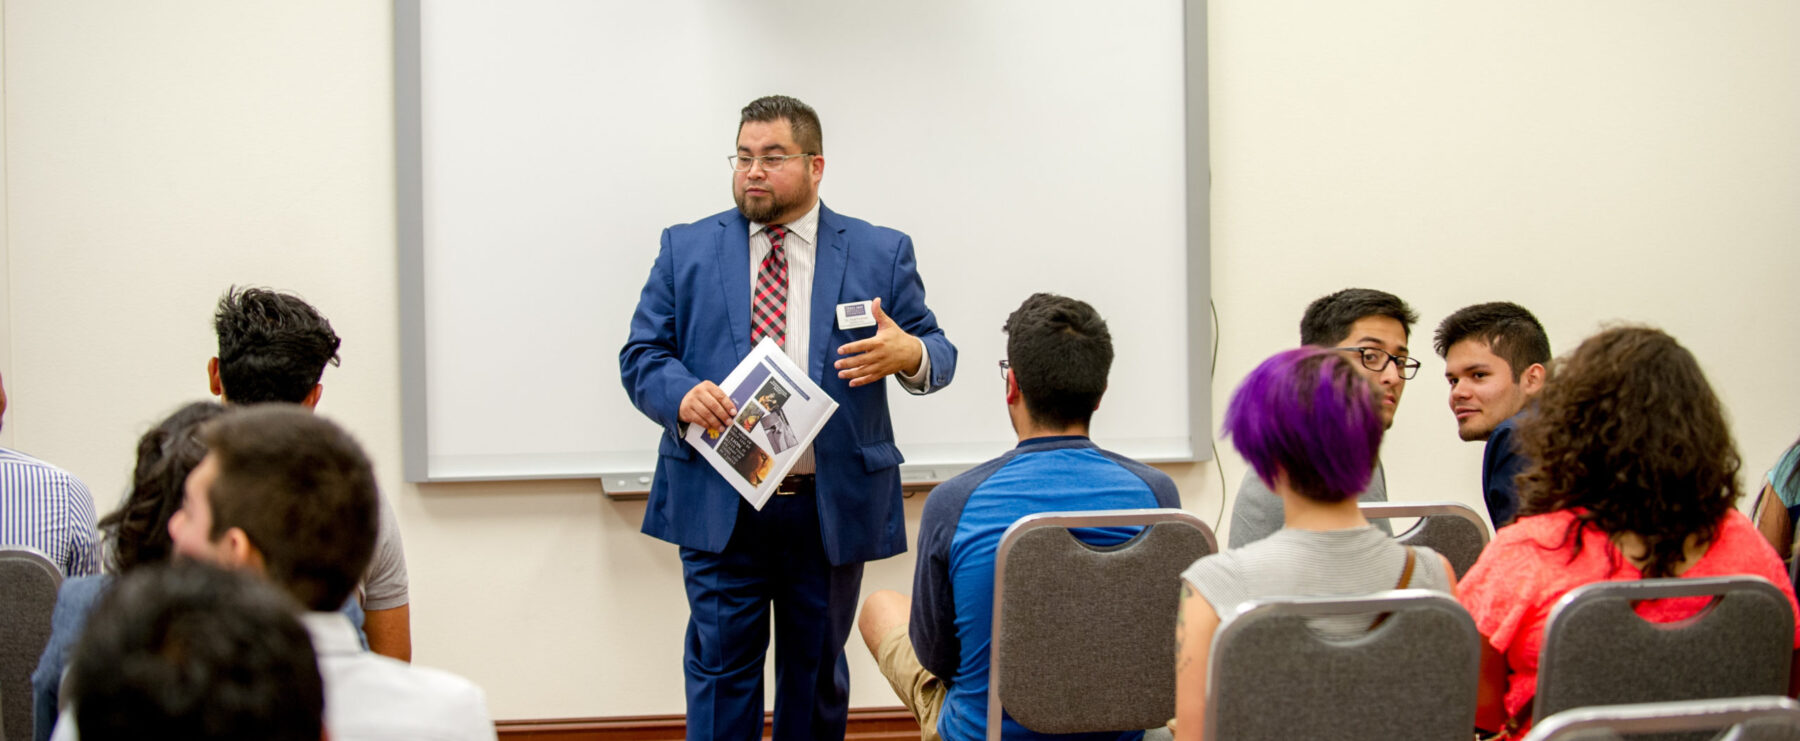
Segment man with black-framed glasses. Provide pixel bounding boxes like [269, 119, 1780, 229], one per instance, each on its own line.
[1227, 288, 1419, 547]
[621, 95, 957, 741]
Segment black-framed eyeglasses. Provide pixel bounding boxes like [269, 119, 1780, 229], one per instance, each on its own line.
[727, 153, 814, 172]
[1333, 346, 1421, 380]
[998, 359, 1010, 381]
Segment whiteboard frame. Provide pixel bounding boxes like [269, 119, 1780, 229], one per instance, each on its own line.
[394, 0, 1213, 490]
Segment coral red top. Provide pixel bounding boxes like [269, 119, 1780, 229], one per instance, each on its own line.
[1458, 507, 1800, 722]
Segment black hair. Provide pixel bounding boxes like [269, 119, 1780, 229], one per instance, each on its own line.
[1432, 301, 1552, 381]
[1298, 288, 1418, 346]
[67, 563, 323, 741]
[213, 286, 341, 404]
[98, 401, 228, 573]
[200, 405, 378, 611]
[740, 95, 823, 155]
[1003, 293, 1113, 429]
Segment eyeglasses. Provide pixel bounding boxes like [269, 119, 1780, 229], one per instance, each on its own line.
[727, 153, 813, 172]
[1334, 346, 1421, 380]
[998, 359, 1010, 381]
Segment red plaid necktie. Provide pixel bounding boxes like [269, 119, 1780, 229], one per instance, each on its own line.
[751, 225, 788, 348]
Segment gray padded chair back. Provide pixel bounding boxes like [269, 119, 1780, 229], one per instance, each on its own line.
[1204, 590, 1481, 741]
[1521, 696, 1800, 741]
[986, 509, 1216, 739]
[1534, 576, 1794, 732]
[0, 547, 62, 741]
[1360, 501, 1491, 578]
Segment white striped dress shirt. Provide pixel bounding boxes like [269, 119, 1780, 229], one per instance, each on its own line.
[0, 447, 100, 577]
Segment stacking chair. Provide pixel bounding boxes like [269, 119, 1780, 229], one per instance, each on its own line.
[1521, 696, 1800, 741]
[1533, 576, 1794, 731]
[1205, 590, 1482, 740]
[0, 547, 62, 741]
[1360, 501, 1491, 578]
[986, 508, 1216, 740]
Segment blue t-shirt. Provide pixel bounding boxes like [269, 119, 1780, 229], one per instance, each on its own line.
[910, 436, 1181, 741]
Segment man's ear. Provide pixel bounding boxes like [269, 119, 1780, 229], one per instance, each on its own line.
[208, 357, 224, 398]
[217, 527, 264, 574]
[301, 384, 324, 410]
[1004, 370, 1020, 407]
[1520, 363, 1547, 396]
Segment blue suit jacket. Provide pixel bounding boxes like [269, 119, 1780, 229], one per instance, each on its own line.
[620, 203, 956, 565]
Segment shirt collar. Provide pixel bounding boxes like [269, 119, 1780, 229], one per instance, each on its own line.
[749, 198, 822, 247]
[301, 611, 365, 657]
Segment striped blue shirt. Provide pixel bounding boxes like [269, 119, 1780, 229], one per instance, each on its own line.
[0, 447, 100, 577]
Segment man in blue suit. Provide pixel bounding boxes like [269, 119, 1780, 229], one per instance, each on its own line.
[621, 95, 956, 740]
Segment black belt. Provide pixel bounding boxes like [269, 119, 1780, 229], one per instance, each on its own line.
[774, 473, 815, 496]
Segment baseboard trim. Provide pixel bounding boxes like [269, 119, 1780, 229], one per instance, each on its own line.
[496, 707, 920, 740]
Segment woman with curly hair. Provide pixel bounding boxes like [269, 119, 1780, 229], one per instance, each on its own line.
[1457, 326, 1800, 736]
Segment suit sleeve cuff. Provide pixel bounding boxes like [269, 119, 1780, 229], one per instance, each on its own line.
[896, 336, 931, 394]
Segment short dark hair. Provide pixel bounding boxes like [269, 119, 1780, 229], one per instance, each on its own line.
[1224, 347, 1383, 502]
[1515, 326, 1740, 579]
[1298, 288, 1418, 346]
[67, 563, 323, 741]
[740, 95, 823, 155]
[1003, 293, 1114, 429]
[213, 286, 342, 404]
[1432, 302, 1552, 380]
[98, 401, 228, 573]
[200, 405, 378, 610]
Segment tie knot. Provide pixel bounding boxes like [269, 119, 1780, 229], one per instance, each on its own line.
[767, 225, 787, 247]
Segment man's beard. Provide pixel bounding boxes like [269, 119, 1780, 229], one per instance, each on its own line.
[735, 187, 801, 225]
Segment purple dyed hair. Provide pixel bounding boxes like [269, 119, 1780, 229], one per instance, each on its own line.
[1223, 347, 1384, 502]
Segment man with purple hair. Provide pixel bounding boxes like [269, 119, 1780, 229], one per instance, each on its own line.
[1228, 288, 1420, 547]
[1173, 347, 1459, 737]
[856, 293, 1179, 741]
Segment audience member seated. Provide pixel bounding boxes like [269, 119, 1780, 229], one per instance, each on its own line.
[1456, 326, 1800, 736]
[857, 293, 1180, 741]
[0, 370, 100, 577]
[56, 563, 324, 741]
[209, 285, 413, 661]
[167, 405, 496, 740]
[1230, 288, 1418, 546]
[1175, 346, 1458, 741]
[1433, 302, 1551, 529]
[32, 401, 229, 741]
[1753, 435, 1800, 564]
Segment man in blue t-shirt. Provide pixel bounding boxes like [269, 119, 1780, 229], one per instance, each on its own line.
[856, 293, 1180, 741]
[1433, 302, 1551, 528]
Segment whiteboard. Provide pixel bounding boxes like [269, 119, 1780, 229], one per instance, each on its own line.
[396, 0, 1213, 487]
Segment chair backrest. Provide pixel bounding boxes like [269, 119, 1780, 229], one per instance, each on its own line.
[1521, 696, 1800, 741]
[0, 547, 63, 741]
[1204, 590, 1482, 741]
[1360, 501, 1491, 578]
[986, 508, 1217, 739]
[1534, 576, 1795, 727]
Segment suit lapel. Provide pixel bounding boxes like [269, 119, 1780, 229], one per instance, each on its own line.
[810, 203, 849, 383]
[716, 212, 752, 359]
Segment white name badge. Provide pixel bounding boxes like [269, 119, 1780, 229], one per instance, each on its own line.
[836, 300, 876, 330]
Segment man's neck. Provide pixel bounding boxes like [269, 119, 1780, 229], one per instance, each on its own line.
[1016, 423, 1089, 443]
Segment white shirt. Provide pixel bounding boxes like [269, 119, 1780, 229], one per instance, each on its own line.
[303, 612, 497, 741]
[748, 199, 931, 475]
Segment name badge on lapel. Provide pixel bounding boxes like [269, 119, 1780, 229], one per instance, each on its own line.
[836, 300, 876, 330]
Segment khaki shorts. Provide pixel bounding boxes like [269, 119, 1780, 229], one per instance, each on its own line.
[873, 625, 947, 741]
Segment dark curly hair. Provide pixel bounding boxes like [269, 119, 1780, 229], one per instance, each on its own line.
[213, 286, 341, 405]
[97, 401, 229, 573]
[1514, 326, 1740, 578]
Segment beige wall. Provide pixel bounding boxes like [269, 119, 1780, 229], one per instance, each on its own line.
[4, 0, 1796, 720]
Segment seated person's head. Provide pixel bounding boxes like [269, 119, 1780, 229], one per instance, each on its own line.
[1516, 326, 1737, 577]
[1001, 293, 1113, 432]
[65, 562, 323, 741]
[209, 286, 341, 406]
[1299, 288, 1418, 429]
[1433, 302, 1552, 441]
[168, 404, 378, 611]
[99, 401, 228, 573]
[1225, 346, 1384, 502]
